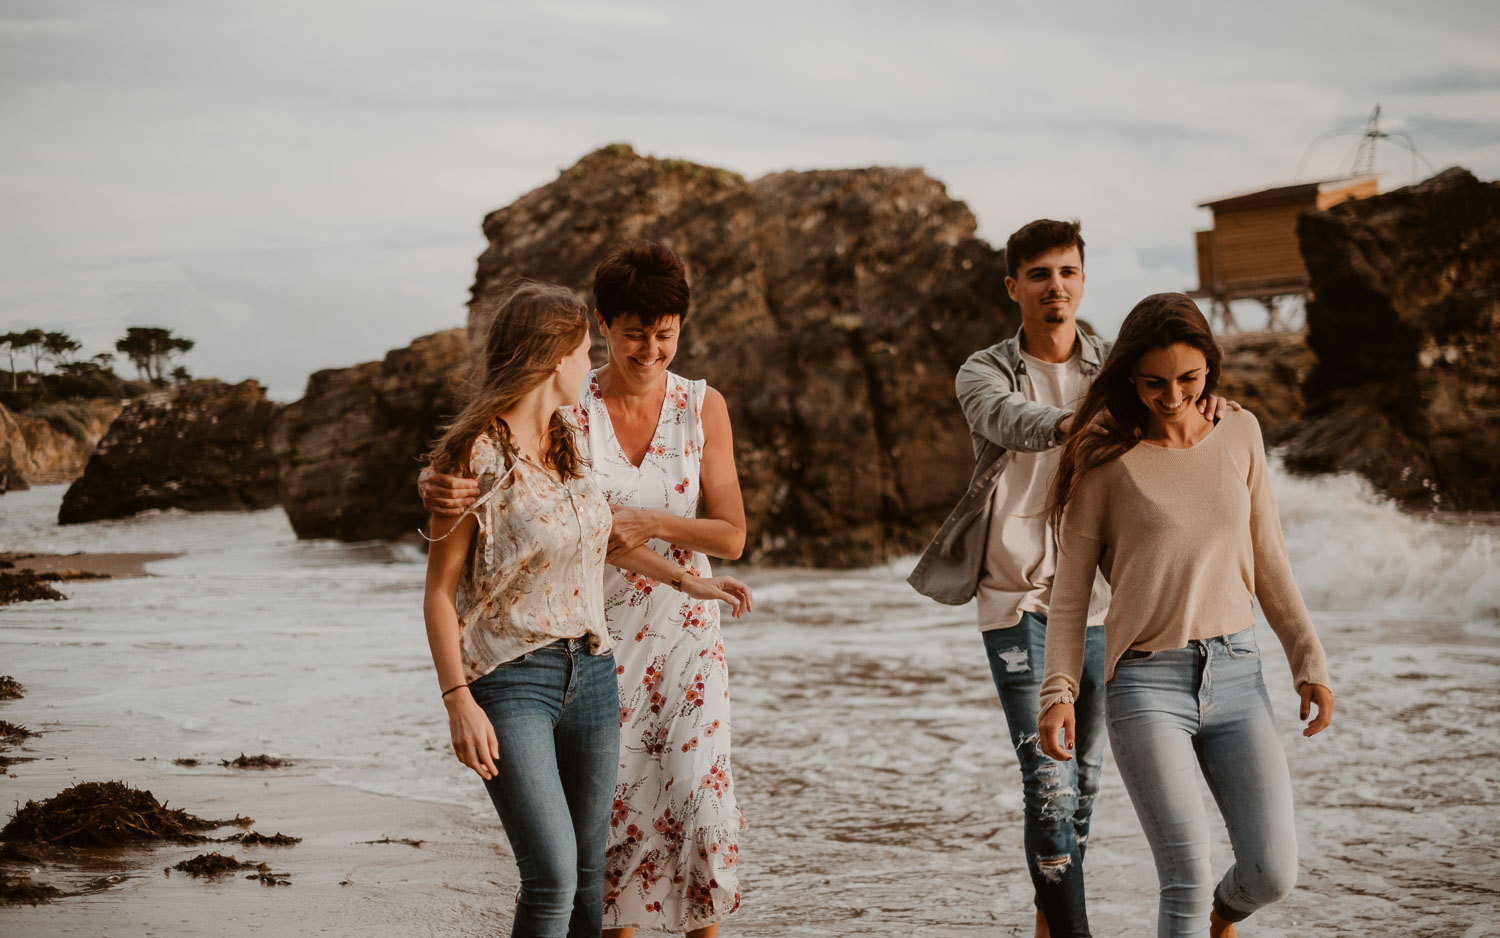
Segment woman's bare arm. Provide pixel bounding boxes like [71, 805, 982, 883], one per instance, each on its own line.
[422, 511, 499, 780]
[608, 386, 747, 559]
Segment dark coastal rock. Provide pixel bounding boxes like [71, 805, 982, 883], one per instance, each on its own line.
[470, 145, 1017, 566]
[1284, 167, 1500, 509]
[58, 382, 281, 524]
[1216, 331, 1316, 438]
[270, 329, 469, 542]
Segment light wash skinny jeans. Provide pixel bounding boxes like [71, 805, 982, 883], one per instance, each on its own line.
[1106, 626, 1298, 938]
[468, 638, 620, 938]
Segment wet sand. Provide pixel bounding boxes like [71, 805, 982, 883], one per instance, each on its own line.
[1, 552, 181, 580]
[2, 746, 523, 937]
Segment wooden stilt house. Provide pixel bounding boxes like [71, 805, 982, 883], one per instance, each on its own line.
[1189, 175, 1377, 330]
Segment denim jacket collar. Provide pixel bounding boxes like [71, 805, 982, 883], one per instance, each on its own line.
[1009, 326, 1105, 375]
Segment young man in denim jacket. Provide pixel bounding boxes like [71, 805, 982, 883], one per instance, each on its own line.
[910, 219, 1230, 937]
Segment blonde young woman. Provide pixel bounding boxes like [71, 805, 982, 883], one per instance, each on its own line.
[422, 280, 751, 938]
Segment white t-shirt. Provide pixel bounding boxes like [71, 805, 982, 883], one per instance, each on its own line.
[975, 349, 1103, 631]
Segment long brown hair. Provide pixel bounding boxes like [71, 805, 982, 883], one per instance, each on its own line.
[428, 280, 590, 480]
[1050, 292, 1221, 523]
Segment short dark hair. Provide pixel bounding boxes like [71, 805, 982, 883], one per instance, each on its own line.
[592, 240, 691, 327]
[1005, 219, 1085, 280]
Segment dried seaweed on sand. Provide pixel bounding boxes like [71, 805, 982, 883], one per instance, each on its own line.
[0, 868, 62, 905]
[0, 781, 240, 847]
[220, 753, 291, 769]
[170, 852, 260, 877]
[228, 831, 302, 845]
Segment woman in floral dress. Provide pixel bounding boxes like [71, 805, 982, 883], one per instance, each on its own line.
[586, 241, 748, 938]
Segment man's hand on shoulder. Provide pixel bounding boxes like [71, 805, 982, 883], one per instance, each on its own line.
[419, 466, 481, 517]
[1056, 410, 1108, 441]
[1198, 396, 1241, 422]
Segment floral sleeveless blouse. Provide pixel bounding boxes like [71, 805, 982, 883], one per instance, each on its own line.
[452, 427, 613, 683]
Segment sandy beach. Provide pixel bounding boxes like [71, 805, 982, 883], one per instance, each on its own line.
[2, 747, 522, 937]
[2, 551, 181, 580]
[3, 479, 1499, 936]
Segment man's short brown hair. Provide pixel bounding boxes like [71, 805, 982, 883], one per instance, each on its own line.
[592, 240, 691, 326]
[1005, 219, 1085, 280]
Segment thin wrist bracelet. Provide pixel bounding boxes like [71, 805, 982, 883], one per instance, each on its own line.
[441, 683, 468, 699]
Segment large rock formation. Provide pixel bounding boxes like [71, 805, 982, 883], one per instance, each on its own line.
[58, 382, 281, 524]
[1282, 167, 1500, 509]
[0, 400, 123, 493]
[1216, 331, 1316, 437]
[270, 329, 469, 542]
[469, 145, 1017, 565]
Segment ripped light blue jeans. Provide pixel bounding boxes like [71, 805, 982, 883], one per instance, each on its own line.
[984, 612, 1107, 937]
[1106, 626, 1298, 938]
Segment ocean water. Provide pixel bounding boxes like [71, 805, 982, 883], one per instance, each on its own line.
[3, 464, 1498, 936]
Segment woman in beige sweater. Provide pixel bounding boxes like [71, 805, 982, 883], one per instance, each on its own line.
[1037, 293, 1334, 938]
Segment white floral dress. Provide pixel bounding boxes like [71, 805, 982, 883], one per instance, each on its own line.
[577, 369, 745, 931]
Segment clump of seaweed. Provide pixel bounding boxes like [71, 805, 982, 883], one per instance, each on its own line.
[220, 753, 291, 769]
[1, 676, 27, 700]
[170, 852, 259, 877]
[0, 571, 106, 607]
[0, 719, 38, 770]
[172, 757, 199, 767]
[0, 868, 61, 905]
[360, 836, 423, 848]
[229, 831, 301, 846]
[0, 722, 35, 746]
[247, 869, 291, 886]
[0, 781, 236, 847]
[1, 573, 66, 605]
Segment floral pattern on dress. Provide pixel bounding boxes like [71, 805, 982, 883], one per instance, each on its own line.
[450, 426, 613, 683]
[580, 369, 746, 931]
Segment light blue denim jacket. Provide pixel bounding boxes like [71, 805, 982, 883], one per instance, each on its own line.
[907, 327, 1110, 606]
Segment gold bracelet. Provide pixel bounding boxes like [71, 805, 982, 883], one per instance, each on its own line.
[670, 569, 687, 590]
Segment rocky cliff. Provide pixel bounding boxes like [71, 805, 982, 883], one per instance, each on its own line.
[58, 382, 281, 524]
[0, 400, 123, 493]
[1216, 331, 1316, 437]
[469, 145, 1017, 565]
[1282, 167, 1500, 509]
[0, 403, 29, 494]
[270, 329, 469, 542]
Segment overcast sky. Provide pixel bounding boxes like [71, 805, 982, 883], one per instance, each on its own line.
[3, 0, 1497, 400]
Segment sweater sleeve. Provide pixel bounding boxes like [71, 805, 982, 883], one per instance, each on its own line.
[1244, 413, 1332, 690]
[1040, 471, 1106, 716]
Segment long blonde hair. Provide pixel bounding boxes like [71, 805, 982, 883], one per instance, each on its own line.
[427, 280, 590, 480]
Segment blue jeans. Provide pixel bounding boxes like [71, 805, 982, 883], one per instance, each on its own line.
[468, 639, 621, 938]
[1106, 627, 1298, 938]
[983, 612, 1107, 937]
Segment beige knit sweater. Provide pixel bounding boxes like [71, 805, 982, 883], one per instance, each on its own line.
[1040, 408, 1331, 715]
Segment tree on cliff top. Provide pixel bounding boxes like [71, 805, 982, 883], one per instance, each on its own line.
[42, 331, 82, 367]
[2, 329, 45, 389]
[115, 327, 193, 385]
